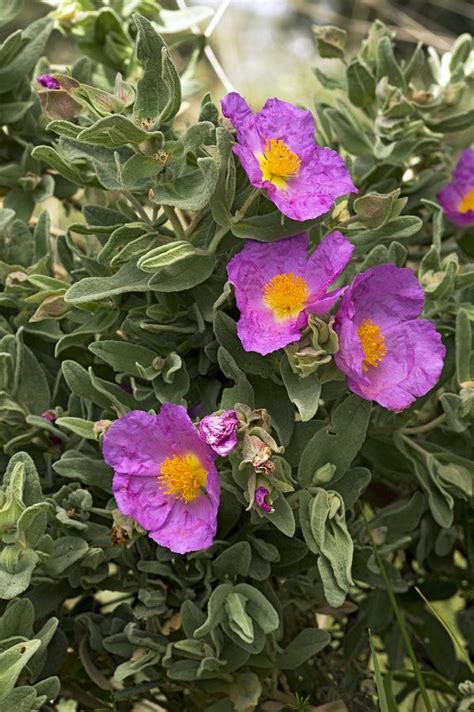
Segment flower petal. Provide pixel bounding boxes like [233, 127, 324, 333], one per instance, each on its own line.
[221, 92, 262, 153]
[346, 264, 425, 329]
[255, 98, 316, 153]
[346, 319, 445, 411]
[149, 464, 220, 554]
[112, 472, 173, 531]
[227, 233, 308, 312]
[305, 231, 354, 298]
[266, 145, 356, 221]
[102, 410, 167, 477]
[306, 285, 348, 315]
[237, 309, 307, 355]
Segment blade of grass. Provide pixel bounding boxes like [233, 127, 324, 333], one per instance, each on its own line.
[361, 508, 433, 712]
[415, 586, 473, 675]
[369, 630, 398, 711]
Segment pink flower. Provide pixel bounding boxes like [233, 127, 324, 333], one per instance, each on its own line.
[36, 74, 60, 90]
[334, 264, 446, 412]
[102, 405, 220, 554]
[221, 93, 356, 221]
[198, 410, 239, 456]
[438, 149, 474, 227]
[255, 487, 274, 513]
[227, 231, 353, 355]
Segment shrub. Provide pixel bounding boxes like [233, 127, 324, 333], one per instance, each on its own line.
[0, 3, 472, 710]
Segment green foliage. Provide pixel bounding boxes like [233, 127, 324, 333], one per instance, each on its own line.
[0, 3, 472, 711]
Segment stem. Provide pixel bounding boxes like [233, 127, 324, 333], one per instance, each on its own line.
[361, 508, 433, 712]
[185, 210, 203, 240]
[399, 433, 431, 458]
[162, 205, 185, 240]
[401, 413, 447, 434]
[123, 191, 152, 225]
[208, 188, 260, 253]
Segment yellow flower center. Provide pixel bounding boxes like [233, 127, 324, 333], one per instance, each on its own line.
[158, 453, 207, 503]
[263, 272, 309, 320]
[257, 138, 301, 189]
[357, 319, 387, 371]
[458, 188, 474, 213]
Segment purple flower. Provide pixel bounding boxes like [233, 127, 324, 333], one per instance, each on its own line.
[334, 264, 445, 412]
[102, 405, 220, 554]
[36, 74, 60, 90]
[221, 93, 356, 221]
[227, 231, 353, 355]
[255, 487, 274, 513]
[41, 409, 56, 423]
[438, 149, 474, 227]
[198, 410, 239, 456]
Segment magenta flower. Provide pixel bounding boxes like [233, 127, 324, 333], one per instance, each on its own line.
[438, 149, 474, 227]
[221, 93, 356, 221]
[334, 264, 445, 412]
[227, 231, 353, 355]
[255, 487, 274, 514]
[36, 74, 60, 90]
[102, 405, 220, 554]
[198, 410, 239, 456]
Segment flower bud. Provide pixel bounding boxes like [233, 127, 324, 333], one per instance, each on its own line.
[198, 410, 239, 456]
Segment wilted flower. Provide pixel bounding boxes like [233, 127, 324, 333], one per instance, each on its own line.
[221, 93, 356, 221]
[198, 410, 239, 456]
[334, 264, 445, 412]
[255, 486, 274, 513]
[36, 74, 61, 90]
[438, 149, 474, 227]
[227, 231, 353, 355]
[102, 405, 220, 554]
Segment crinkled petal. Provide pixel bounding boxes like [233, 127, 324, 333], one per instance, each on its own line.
[347, 264, 424, 328]
[306, 285, 348, 315]
[454, 148, 474, 181]
[334, 312, 366, 381]
[227, 233, 309, 312]
[255, 98, 316, 153]
[266, 145, 356, 221]
[237, 309, 307, 355]
[103, 410, 168, 477]
[149, 465, 220, 554]
[439, 181, 474, 227]
[112, 472, 173, 532]
[221, 92, 262, 153]
[346, 319, 446, 411]
[154, 403, 217, 467]
[233, 145, 265, 187]
[305, 231, 354, 297]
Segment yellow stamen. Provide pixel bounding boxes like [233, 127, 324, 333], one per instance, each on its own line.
[458, 188, 474, 214]
[158, 453, 207, 503]
[257, 138, 301, 189]
[263, 272, 309, 321]
[357, 319, 387, 371]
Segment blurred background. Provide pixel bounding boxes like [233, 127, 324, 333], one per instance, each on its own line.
[7, 0, 473, 108]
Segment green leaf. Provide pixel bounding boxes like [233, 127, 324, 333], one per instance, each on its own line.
[46, 536, 89, 577]
[0, 640, 41, 701]
[159, 47, 182, 123]
[261, 494, 295, 538]
[233, 584, 279, 634]
[280, 356, 321, 422]
[369, 631, 393, 712]
[194, 583, 233, 638]
[298, 395, 371, 486]
[278, 628, 331, 670]
[0, 17, 53, 95]
[376, 36, 406, 90]
[214, 542, 251, 579]
[455, 308, 471, 386]
[347, 58, 376, 107]
[153, 6, 213, 34]
[64, 260, 152, 304]
[0, 0, 23, 28]
[133, 14, 167, 122]
[89, 340, 158, 378]
[76, 115, 157, 148]
[55, 417, 96, 440]
[231, 210, 318, 242]
[151, 158, 219, 211]
[139, 241, 216, 292]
